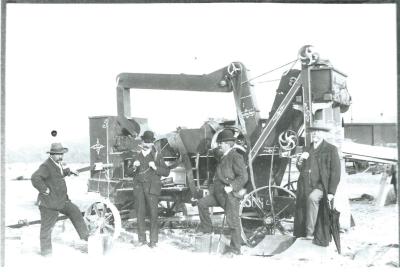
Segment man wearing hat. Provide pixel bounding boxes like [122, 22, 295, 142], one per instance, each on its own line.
[196, 129, 248, 255]
[127, 130, 170, 248]
[293, 124, 341, 242]
[31, 143, 89, 256]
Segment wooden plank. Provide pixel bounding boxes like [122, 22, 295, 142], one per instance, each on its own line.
[301, 67, 313, 148]
[376, 165, 392, 207]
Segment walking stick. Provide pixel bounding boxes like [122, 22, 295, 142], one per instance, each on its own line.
[216, 212, 226, 254]
[208, 230, 214, 254]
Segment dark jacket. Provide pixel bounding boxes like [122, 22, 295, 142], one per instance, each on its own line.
[31, 158, 73, 210]
[296, 140, 341, 195]
[294, 140, 341, 238]
[128, 148, 170, 196]
[214, 148, 248, 195]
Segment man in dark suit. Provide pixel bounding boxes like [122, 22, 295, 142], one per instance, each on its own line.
[197, 129, 248, 255]
[127, 130, 170, 248]
[293, 125, 341, 241]
[31, 143, 89, 256]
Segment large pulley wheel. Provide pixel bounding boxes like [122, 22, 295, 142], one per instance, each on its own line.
[239, 185, 296, 247]
[84, 199, 122, 241]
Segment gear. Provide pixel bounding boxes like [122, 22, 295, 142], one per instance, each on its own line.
[278, 130, 298, 151]
[298, 45, 320, 66]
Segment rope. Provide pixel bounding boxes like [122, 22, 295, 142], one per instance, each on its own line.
[241, 58, 299, 86]
[254, 78, 282, 84]
[281, 58, 299, 76]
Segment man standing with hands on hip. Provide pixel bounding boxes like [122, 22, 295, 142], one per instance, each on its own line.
[293, 124, 341, 242]
[31, 142, 89, 256]
[127, 130, 170, 248]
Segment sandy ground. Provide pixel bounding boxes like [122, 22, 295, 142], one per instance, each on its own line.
[3, 163, 399, 271]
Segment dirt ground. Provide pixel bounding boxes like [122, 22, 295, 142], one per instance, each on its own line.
[3, 163, 399, 271]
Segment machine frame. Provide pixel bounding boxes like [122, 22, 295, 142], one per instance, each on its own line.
[84, 46, 351, 247]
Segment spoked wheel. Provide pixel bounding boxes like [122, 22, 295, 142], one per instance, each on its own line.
[239, 185, 296, 247]
[84, 199, 122, 241]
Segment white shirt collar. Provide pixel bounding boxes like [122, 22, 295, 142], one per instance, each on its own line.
[313, 139, 323, 149]
[223, 147, 233, 157]
[50, 156, 63, 174]
[50, 156, 61, 166]
[141, 148, 152, 157]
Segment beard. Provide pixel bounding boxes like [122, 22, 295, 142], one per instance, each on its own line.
[312, 138, 323, 147]
[51, 156, 63, 163]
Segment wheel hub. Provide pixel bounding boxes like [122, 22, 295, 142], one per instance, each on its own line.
[264, 216, 274, 225]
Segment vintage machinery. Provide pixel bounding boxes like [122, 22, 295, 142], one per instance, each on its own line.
[85, 45, 351, 246]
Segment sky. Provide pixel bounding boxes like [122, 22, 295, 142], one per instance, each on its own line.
[5, 3, 397, 149]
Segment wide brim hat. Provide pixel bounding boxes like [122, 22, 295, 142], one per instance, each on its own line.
[141, 130, 156, 143]
[47, 143, 68, 154]
[216, 129, 236, 143]
[309, 120, 331, 132]
[308, 126, 331, 132]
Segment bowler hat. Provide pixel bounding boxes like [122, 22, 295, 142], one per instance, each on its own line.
[47, 143, 68, 154]
[217, 129, 236, 143]
[141, 130, 155, 143]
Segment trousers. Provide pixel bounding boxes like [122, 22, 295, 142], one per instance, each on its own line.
[134, 183, 159, 244]
[39, 201, 88, 256]
[306, 188, 324, 236]
[198, 191, 241, 252]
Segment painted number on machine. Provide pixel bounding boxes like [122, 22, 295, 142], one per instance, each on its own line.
[242, 195, 269, 208]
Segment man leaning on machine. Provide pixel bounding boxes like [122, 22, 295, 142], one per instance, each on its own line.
[196, 129, 248, 255]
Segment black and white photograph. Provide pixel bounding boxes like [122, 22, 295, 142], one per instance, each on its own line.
[1, 1, 398, 271]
